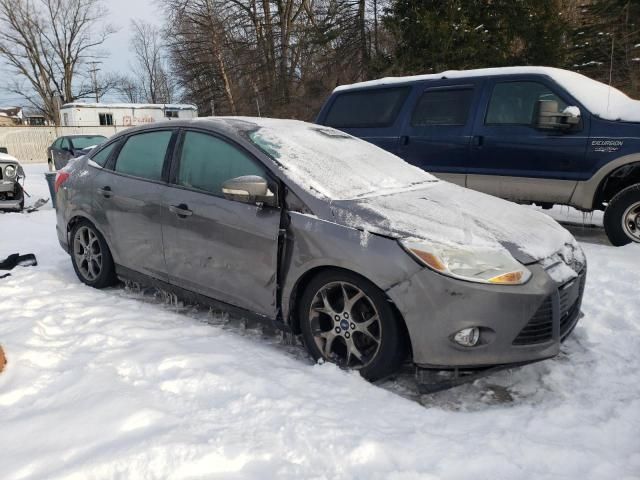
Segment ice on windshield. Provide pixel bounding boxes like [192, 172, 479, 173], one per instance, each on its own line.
[247, 119, 436, 200]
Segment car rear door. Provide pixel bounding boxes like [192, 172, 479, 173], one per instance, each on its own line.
[161, 129, 281, 317]
[91, 129, 175, 281]
[52, 138, 73, 169]
[467, 77, 589, 203]
[318, 86, 411, 154]
[397, 80, 483, 186]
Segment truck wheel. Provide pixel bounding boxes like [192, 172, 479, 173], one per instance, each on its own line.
[603, 184, 640, 246]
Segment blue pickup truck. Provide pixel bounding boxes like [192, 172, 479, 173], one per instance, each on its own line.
[316, 67, 640, 246]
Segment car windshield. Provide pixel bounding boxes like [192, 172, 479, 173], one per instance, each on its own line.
[72, 136, 107, 149]
[245, 119, 436, 200]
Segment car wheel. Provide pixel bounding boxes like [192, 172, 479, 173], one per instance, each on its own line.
[70, 220, 117, 288]
[604, 184, 640, 246]
[299, 270, 407, 381]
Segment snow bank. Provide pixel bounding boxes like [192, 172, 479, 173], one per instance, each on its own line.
[1, 166, 639, 479]
[335, 66, 640, 123]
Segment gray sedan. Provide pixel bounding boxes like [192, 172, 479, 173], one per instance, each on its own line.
[54, 117, 586, 381]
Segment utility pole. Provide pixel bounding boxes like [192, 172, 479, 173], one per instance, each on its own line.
[88, 61, 102, 102]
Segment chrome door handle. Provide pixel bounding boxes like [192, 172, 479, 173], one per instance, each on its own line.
[169, 204, 193, 217]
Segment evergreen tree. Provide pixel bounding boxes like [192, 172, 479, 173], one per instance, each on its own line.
[383, 0, 568, 74]
[568, 0, 640, 97]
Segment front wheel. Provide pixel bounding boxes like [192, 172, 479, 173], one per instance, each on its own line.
[299, 270, 407, 381]
[70, 220, 117, 288]
[604, 184, 640, 246]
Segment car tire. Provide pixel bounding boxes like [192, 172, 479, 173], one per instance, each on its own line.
[70, 220, 118, 288]
[298, 270, 407, 381]
[603, 184, 640, 246]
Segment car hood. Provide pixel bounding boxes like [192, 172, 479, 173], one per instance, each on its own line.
[330, 181, 579, 264]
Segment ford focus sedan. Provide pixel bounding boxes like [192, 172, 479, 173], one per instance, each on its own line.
[54, 117, 586, 381]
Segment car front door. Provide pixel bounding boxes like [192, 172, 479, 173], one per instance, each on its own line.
[397, 82, 482, 186]
[91, 129, 175, 281]
[467, 78, 589, 203]
[161, 129, 281, 317]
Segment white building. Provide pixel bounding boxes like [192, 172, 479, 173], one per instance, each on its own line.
[60, 103, 198, 127]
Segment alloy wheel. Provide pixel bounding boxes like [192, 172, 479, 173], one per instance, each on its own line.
[308, 281, 382, 369]
[73, 226, 103, 282]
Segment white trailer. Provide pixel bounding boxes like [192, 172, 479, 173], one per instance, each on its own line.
[60, 103, 198, 127]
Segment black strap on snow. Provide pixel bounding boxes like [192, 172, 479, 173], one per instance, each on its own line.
[0, 253, 38, 273]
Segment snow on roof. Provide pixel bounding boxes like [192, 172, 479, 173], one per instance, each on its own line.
[334, 66, 640, 123]
[61, 102, 197, 111]
[0, 152, 19, 162]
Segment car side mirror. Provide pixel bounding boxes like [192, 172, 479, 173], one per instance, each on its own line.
[536, 100, 581, 130]
[222, 175, 276, 207]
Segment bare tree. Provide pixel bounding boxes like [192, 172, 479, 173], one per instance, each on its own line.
[130, 20, 175, 103]
[0, 0, 114, 122]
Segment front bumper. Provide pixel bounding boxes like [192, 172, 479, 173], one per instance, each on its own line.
[386, 263, 586, 368]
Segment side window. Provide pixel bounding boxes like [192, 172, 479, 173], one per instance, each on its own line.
[53, 138, 62, 148]
[114, 131, 172, 181]
[486, 81, 567, 125]
[411, 89, 474, 126]
[60, 138, 70, 150]
[99, 113, 114, 126]
[324, 87, 410, 128]
[90, 141, 118, 167]
[177, 131, 267, 196]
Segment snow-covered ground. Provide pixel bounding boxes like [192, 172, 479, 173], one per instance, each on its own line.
[1, 165, 639, 479]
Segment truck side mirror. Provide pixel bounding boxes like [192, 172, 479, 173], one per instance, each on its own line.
[536, 100, 581, 130]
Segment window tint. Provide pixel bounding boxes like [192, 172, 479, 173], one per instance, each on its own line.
[61, 138, 70, 150]
[91, 141, 118, 167]
[178, 131, 266, 196]
[53, 138, 63, 148]
[71, 136, 107, 149]
[324, 87, 410, 128]
[486, 81, 567, 125]
[411, 89, 474, 126]
[115, 131, 172, 181]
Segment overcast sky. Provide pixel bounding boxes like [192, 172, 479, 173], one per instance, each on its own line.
[0, 0, 161, 107]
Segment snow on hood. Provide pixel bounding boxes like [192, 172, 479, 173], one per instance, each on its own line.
[332, 181, 581, 264]
[335, 66, 640, 123]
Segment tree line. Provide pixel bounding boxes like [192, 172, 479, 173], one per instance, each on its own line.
[0, 0, 638, 123]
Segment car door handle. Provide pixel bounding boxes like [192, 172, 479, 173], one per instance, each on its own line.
[400, 135, 410, 146]
[169, 204, 193, 218]
[472, 135, 484, 147]
[97, 186, 112, 198]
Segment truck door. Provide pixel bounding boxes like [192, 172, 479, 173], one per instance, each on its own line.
[318, 86, 411, 154]
[467, 77, 589, 204]
[397, 81, 482, 186]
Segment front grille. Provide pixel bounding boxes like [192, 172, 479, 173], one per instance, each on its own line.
[513, 297, 553, 345]
[513, 270, 586, 346]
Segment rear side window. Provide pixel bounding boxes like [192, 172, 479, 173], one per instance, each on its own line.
[324, 87, 410, 128]
[114, 131, 172, 181]
[91, 142, 118, 167]
[411, 89, 474, 126]
[486, 81, 567, 125]
[177, 131, 267, 196]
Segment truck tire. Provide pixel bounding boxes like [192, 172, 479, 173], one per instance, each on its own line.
[603, 184, 640, 246]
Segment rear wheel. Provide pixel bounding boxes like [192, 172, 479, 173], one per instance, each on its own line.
[604, 184, 640, 246]
[70, 220, 117, 288]
[299, 270, 407, 381]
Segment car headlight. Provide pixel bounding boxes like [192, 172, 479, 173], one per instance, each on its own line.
[400, 240, 531, 285]
[4, 164, 16, 178]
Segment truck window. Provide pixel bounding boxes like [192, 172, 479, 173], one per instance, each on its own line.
[411, 88, 474, 126]
[324, 87, 410, 128]
[486, 81, 567, 125]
